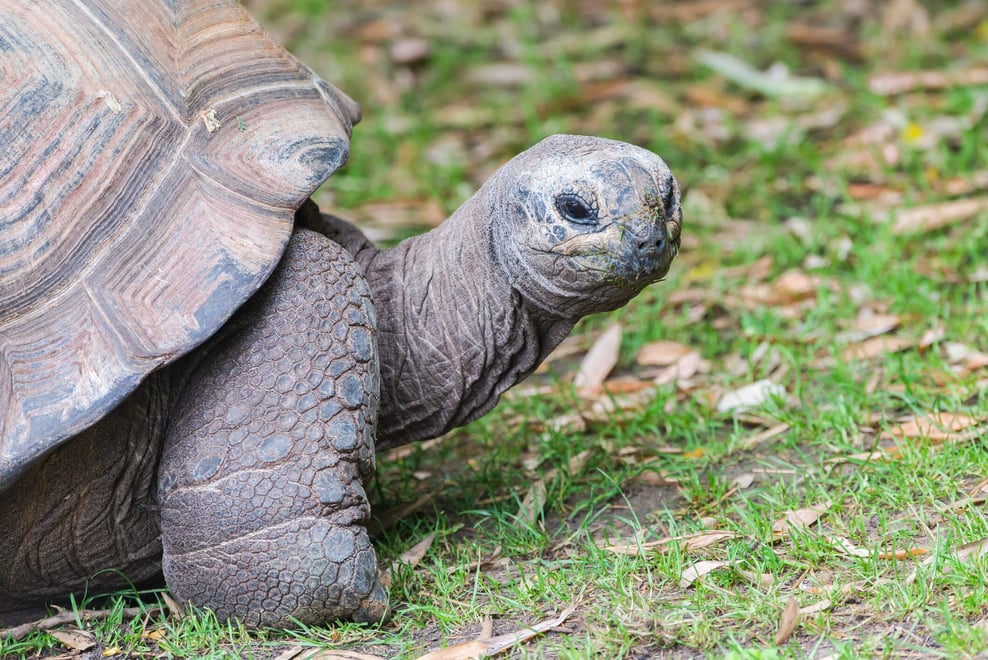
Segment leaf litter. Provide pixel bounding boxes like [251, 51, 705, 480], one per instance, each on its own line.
[20, 0, 988, 658]
[413, 607, 576, 660]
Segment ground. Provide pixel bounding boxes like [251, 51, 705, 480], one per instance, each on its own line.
[4, 0, 988, 658]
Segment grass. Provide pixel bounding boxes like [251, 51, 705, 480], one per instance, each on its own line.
[5, 0, 988, 658]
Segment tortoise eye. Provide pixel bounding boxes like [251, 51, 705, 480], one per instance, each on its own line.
[662, 184, 677, 219]
[555, 193, 596, 225]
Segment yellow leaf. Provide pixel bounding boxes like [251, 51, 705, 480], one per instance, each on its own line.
[682, 447, 705, 459]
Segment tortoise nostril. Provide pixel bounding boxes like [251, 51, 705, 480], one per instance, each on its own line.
[637, 236, 665, 255]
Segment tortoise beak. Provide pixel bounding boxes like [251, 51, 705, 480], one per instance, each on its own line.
[548, 211, 678, 286]
[611, 209, 678, 284]
[603, 179, 683, 284]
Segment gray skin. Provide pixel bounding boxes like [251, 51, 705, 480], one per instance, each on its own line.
[0, 134, 681, 628]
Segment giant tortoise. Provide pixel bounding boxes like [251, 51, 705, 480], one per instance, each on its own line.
[0, 0, 682, 627]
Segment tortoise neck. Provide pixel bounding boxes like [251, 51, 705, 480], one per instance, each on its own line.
[360, 190, 574, 450]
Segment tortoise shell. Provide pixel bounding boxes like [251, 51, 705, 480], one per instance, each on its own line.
[0, 0, 359, 486]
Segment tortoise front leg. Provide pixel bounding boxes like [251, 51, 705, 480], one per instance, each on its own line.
[157, 229, 387, 627]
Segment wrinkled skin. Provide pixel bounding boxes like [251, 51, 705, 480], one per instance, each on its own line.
[0, 134, 681, 627]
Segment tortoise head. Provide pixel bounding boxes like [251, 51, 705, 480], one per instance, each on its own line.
[486, 134, 681, 318]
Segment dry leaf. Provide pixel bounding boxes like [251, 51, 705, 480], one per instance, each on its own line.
[413, 607, 575, 660]
[0, 606, 158, 642]
[50, 629, 97, 651]
[716, 380, 786, 413]
[629, 469, 681, 487]
[566, 449, 592, 476]
[869, 67, 988, 96]
[736, 423, 790, 451]
[885, 412, 983, 443]
[734, 568, 776, 587]
[909, 536, 988, 584]
[875, 548, 928, 560]
[730, 473, 756, 489]
[963, 351, 988, 372]
[518, 480, 547, 527]
[416, 641, 487, 660]
[891, 196, 988, 235]
[467, 62, 535, 87]
[847, 182, 902, 202]
[586, 387, 659, 420]
[574, 324, 622, 396]
[535, 412, 586, 435]
[773, 269, 823, 302]
[737, 269, 833, 308]
[918, 324, 946, 349]
[272, 647, 308, 660]
[161, 591, 184, 620]
[799, 599, 832, 615]
[600, 378, 656, 395]
[383, 531, 437, 587]
[882, 0, 931, 38]
[102, 647, 122, 657]
[650, 0, 753, 21]
[679, 560, 733, 588]
[970, 477, 988, 497]
[952, 537, 988, 563]
[652, 350, 704, 386]
[636, 340, 696, 366]
[683, 530, 738, 550]
[601, 530, 736, 556]
[830, 448, 900, 464]
[840, 335, 915, 361]
[772, 501, 832, 540]
[390, 38, 431, 65]
[836, 313, 900, 344]
[306, 651, 387, 660]
[827, 535, 870, 558]
[446, 546, 502, 575]
[399, 532, 436, 567]
[773, 597, 800, 645]
[745, 106, 847, 149]
[786, 22, 861, 57]
[478, 617, 494, 640]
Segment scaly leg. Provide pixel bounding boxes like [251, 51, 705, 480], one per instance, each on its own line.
[157, 229, 387, 627]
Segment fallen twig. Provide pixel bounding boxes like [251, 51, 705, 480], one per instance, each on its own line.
[1, 606, 159, 641]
